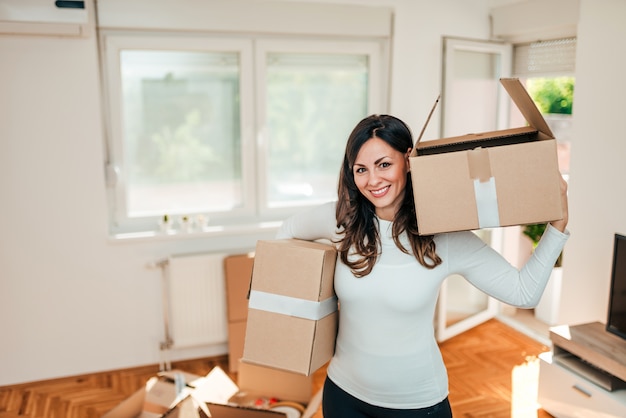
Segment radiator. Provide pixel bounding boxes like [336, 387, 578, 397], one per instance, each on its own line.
[160, 252, 229, 351]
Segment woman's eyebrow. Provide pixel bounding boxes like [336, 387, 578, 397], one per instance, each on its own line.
[354, 155, 390, 167]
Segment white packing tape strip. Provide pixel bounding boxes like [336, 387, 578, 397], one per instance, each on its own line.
[473, 177, 500, 228]
[248, 290, 338, 321]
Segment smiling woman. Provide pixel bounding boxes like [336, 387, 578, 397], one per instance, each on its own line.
[275, 111, 568, 417]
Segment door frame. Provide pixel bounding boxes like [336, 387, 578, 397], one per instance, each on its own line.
[435, 36, 512, 342]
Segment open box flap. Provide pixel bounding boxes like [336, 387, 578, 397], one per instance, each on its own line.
[410, 77, 554, 158]
[500, 77, 555, 140]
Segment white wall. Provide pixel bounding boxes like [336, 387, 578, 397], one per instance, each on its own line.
[486, 0, 626, 328]
[0, 0, 492, 385]
[557, 0, 626, 326]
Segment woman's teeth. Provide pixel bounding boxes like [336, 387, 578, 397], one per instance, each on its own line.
[371, 186, 389, 197]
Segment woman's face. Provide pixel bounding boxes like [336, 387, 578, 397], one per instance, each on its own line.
[352, 137, 411, 221]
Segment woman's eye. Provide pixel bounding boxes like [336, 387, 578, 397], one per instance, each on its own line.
[355, 167, 366, 174]
[380, 162, 391, 168]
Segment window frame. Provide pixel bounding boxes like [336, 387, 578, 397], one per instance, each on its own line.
[101, 33, 257, 235]
[100, 31, 389, 237]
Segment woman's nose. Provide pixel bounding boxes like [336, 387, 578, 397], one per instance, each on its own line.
[368, 171, 382, 185]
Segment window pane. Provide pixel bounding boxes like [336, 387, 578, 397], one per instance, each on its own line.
[266, 53, 369, 207]
[446, 50, 502, 136]
[120, 50, 241, 217]
[525, 76, 574, 175]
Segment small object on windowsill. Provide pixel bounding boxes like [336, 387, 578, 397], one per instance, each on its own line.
[179, 215, 193, 233]
[158, 214, 173, 233]
[196, 214, 208, 231]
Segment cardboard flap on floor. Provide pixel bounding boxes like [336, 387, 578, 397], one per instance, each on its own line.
[192, 366, 240, 404]
[409, 77, 563, 235]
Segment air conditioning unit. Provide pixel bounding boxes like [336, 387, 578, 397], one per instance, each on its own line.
[0, 0, 91, 37]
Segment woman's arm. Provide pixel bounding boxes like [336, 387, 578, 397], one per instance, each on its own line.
[276, 201, 338, 241]
[444, 224, 569, 308]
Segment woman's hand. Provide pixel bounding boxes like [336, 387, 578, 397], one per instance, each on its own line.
[549, 175, 569, 233]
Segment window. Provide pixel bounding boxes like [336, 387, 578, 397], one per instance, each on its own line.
[513, 37, 576, 177]
[101, 34, 388, 236]
[120, 50, 243, 216]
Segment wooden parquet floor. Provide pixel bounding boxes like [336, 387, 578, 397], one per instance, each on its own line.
[441, 319, 553, 418]
[0, 319, 553, 418]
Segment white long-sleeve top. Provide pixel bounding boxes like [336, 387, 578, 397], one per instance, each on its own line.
[276, 201, 569, 409]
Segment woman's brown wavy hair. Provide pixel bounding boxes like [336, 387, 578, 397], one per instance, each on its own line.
[335, 114, 442, 277]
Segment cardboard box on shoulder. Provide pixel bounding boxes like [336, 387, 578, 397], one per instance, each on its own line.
[242, 239, 338, 376]
[409, 77, 563, 235]
[225, 253, 255, 323]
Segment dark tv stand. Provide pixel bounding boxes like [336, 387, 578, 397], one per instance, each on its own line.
[538, 322, 626, 416]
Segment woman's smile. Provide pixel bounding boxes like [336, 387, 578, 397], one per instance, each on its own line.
[370, 185, 390, 197]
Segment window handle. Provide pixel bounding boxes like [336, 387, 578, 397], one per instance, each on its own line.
[105, 163, 119, 187]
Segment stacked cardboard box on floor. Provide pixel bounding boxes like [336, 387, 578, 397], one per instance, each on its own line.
[224, 252, 255, 373]
[409, 77, 563, 235]
[234, 360, 313, 406]
[104, 240, 330, 417]
[243, 239, 338, 376]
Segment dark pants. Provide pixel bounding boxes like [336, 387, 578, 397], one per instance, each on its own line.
[322, 377, 453, 418]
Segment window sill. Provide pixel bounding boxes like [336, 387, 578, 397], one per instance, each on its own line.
[108, 220, 282, 244]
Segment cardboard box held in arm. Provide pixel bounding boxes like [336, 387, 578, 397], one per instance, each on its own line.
[409, 77, 563, 235]
[242, 239, 338, 376]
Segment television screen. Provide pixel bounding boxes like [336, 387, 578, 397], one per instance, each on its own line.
[607, 233, 626, 340]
